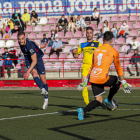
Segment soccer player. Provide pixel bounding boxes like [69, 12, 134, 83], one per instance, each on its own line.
[77, 31, 132, 120]
[72, 27, 102, 105]
[18, 31, 49, 110]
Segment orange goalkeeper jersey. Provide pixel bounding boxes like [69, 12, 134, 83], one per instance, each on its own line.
[88, 44, 123, 84]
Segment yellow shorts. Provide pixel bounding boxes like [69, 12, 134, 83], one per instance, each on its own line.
[81, 64, 91, 77]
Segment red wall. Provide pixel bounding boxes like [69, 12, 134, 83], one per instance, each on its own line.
[0, 79, 140, 87]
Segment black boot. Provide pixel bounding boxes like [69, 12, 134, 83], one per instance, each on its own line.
[127, 67, 134, 76]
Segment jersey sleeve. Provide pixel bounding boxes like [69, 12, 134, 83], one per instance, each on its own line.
[114, 50, 123, 76]
[27, 41, 36, 56]
[76, 44, 82, 54]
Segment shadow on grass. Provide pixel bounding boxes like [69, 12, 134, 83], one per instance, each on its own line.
[48, 113, 140, 139]
[49, 104, 78, 110]
[0, 105, 40, 110]
[49, 95, 83, 101]
[0, 134, 13, 140]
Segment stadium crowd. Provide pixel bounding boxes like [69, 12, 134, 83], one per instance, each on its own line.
[0, 7, 140, 78]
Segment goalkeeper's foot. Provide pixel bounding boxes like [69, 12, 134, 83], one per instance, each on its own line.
[78, 108, 84, 120]
[103, 98, 116, 110]
[41, 88, 48, 96]
[42, 99, 48, 110]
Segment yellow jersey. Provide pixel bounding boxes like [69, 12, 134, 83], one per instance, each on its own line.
[76, 40, 102, 66]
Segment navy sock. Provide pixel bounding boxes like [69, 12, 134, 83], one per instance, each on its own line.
[34, 77, 44, 89]
[43, 84, 48, 99]
[43, 84, 48, 92]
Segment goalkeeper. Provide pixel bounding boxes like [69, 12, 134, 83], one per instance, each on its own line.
[72, 27, 102, 105]
[77, 31, 132, 120]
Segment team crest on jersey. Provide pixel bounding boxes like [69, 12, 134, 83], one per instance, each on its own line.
[30, 49, 34, 54]
[91, 43, 94, 46]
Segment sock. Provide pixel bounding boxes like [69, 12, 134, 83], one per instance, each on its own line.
[82, 87, 89, 105]
[108, 83, 120, 101]
[34, 77, 44, 89]
[43, 84, 48, 92]
[83, 100, 103, 114]
[43, 84, 48, 101]
[44, 94, 48, 101]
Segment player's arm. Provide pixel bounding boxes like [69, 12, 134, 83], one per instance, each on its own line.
[114, 51, 132, 93]
[27, 53, 37, 73]
[72, 44, 82, 58]
[24, 53, 37, 80]
[32, 41, 47, 49]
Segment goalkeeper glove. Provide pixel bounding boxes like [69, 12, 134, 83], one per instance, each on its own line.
[76, 78, 89, 91]
[120, 80, 132, 93]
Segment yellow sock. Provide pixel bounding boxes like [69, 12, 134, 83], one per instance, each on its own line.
[82, 87, 89, 105]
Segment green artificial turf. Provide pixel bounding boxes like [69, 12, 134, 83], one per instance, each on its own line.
[0, 90, 140, 140]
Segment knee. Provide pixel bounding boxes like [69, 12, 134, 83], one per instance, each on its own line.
[31, 71, 38, 77]
[95, 95, 103, 103]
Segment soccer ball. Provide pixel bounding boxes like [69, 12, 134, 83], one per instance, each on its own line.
[106, 99, 118, 111]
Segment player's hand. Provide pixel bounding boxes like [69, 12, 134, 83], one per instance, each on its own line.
[120, 80, 132, 93]
[23, 71, 30, 80]
[40, 43, 47, 49]
[70, 48, 78, 54]
[76, 78, 89, 91]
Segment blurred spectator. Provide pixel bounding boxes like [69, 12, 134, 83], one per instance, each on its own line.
[127, 37, 140, 54]
[30, 10, 38, 26]
[0, 16, 5, 37]
[48, 29, 58, 47]
[17, 51, 24, 64]
[111, 23, 118, 43]
[127, 49, 140, 76]
[49, 35, 63, 57]
[75, 15, 86, 36]
[117, 20, 129, 40]
[12, 9, 21, 22]
[91, 7, 100, 27]
[4, 55, 13, 78]
[7, 19, 15, 37]
[56, 15, 68, 33]
[2, 47, 9, 59]
[22, 9, 30, 29]
[14, 16, 25, 32]
[68, 14, 76, 31]
[41, 34, 48, 44]
[98, 20, 111, 38]
[8, 46, 18, 66]
[0, 55, 3, 78]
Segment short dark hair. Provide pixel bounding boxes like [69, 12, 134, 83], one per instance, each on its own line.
[18, 31, 25, 37]
[4, 47, 8, 50]
[24, 9, 27, 11]
[86, 27, 93, 32]
[62, 14, 64, 16]
[94, 7, 97, 11]
[43, 34, 46, 36]
[78, 15, 80, 16]
[103, 31, 113, 41]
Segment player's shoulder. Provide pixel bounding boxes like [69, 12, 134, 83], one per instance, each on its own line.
[80, 41, 88, 48]
[93, 40, 102, 46]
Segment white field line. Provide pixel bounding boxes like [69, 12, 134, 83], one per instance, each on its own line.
[1, 96, 140, 99]
[0, 110, 77, 121]
[0, 109, 140, 121]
